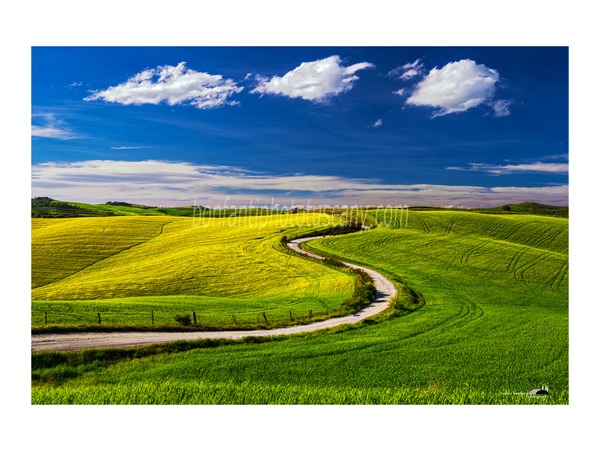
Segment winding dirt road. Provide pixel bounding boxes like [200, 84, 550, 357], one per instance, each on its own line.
[31, 235, 397, 352]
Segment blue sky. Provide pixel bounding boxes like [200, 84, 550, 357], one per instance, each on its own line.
[31, 46, 568, 207]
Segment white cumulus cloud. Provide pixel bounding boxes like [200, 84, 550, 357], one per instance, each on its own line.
[406, 59, 503, 117]
[84, 62, 243, 109]
[371, 119, 383, 128]
[250, 55, 374, 102]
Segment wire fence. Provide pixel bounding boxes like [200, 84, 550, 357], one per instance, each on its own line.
[32, 307, 329, 329]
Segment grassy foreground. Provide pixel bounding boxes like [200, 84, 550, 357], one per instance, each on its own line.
[32, 209, 568, 404]
[32, 214, 355, 329]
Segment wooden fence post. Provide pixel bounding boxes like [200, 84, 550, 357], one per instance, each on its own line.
[308, 309, 313, 319]
[192, 311, 197, 326]
[151, 310, 154, 325]
[289, 310, 293, 321]
[262, 312, 268, 324]
[44, 312, 47, 326]
[232, 315, 237, 326]
[97, 312, 101, 324]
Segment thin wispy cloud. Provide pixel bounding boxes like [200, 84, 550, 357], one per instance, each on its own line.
[31, 114, 76, 140]
[541, 154, 569, 161]
[31, 126, 73, 139]
[32, 160, 568, 207]
[388, 59, 425, 80]
[447, 162, 569, 175]
[489, 99, 512, 117]
[84, 62, 243, 109]
[406, 59, 509, 117]
[110, 146, 151, 150]
[251, 55, 374, 102]
[370, 119, 383, 128]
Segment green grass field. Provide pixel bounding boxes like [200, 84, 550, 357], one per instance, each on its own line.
[32, 208, 568, 404]
[32, 214, 356, 329]
[31, 196, 289, 218]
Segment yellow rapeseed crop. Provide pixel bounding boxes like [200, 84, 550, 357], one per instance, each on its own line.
[32, 213, 355, 327]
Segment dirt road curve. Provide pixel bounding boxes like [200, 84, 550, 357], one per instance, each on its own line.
[31, 235, 397, 352]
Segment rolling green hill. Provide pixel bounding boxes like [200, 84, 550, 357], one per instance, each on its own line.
[32, 209, 568, 404]
[32, 197, 568, 219]
[31, 197, 284, 218]
[469, 201, 568, 218]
